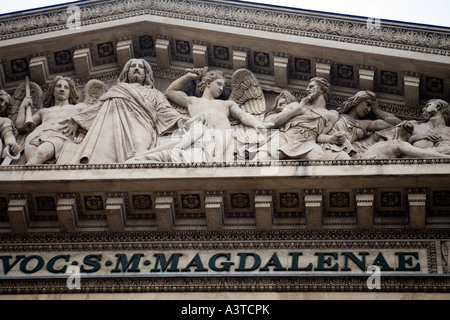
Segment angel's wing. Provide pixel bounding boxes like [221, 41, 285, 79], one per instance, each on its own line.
[10, 80, 43, 119]
[83, 79, 108, 104]
[229, 69, 268, 153]
[229, 68, 266, 120]
[2, 80, 43, 164]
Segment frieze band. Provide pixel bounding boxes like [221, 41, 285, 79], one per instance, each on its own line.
[0, 0, 449, 298]
[1, 63, 449, 166]
[1, 0, 449, 56]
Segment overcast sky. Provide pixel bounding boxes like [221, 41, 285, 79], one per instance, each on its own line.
[1, 0, 449, 28]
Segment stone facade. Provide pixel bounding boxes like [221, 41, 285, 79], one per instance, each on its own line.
[0, 0, 449, 300]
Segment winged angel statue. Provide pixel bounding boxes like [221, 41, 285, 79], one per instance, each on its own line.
[55, 79, 108, 164]
[229, 68, 278, 161]
[1, 77, 107, 165]
[0, 77, 42, 165]
[127, 67, 274, 163]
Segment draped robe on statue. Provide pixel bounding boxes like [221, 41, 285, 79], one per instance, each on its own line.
[70, 82, 183, 164]
[278, 107, 328, 159]
[320, 114, 368, 158]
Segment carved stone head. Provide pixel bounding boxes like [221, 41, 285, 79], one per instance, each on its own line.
[119, 58, 155, 87]
[273, 90, 297, 113]
[422, 99, 449, 124]
[307, 77, 331, 101]
[43, 76, 79, 108]
[337, 90, 377, 115]
[197, 70, 225, 95]
[0, 90, 11, 115]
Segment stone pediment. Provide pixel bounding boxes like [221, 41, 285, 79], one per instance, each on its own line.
[0, 0, 449, 108]
[0, 0, 448, 233]
[0, 1, 449, 299]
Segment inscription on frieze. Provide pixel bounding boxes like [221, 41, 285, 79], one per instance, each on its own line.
[0, 248, 429, 279]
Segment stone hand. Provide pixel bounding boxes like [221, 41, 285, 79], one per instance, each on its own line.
[186, 66, 208, 79]
[401, 121, 414, 134]
[74, 132, 86, 144]
[330, 132, 347, 144]
[7, 142, 21, 156]
[253, 121, 274, 130]
[370, 101, 379, 111]
[177, 117, 189, 133]
[421, 130, 442, 143]
[20, 96, 33, 109]
[59, 119, 79, 139]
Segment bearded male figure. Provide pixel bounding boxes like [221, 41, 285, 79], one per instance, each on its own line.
[264, 77, 344, 160]
[61, 59, 187, 163]
[408, 99, 450, 155]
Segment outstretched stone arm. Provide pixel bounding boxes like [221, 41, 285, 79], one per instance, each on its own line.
[16, 97, 41, 131]
[317, 132, 347, 144]
[408, 130, 442, 145]
[166, 69, 204, 108]
[0, 118, 20, 155]
[370, 102, 402, 126]
[264, 101, 307, 128]
[230, 102, 273, 130]
[59, 119, 86, 144]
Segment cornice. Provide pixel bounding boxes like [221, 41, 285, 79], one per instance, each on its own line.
[1, 275, 449, 295]
[0, 0, 449, 56]
[0, 158, 449, 173]
[1, 228, 448, 245]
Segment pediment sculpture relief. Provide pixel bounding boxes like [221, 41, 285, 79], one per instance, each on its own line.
[59, 58, 188, 164]
[1, 58, 449, 166]
[127, 67, 273, 163]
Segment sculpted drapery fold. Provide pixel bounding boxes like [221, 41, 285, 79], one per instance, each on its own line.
[70, 82, 183, 164]
[1, 62, 450, 165]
